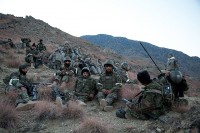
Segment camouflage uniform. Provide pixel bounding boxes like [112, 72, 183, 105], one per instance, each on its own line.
[74, 67, 96, 102]
[8, 65, 33, 104]
[97, 60, 122, 105]
[55, 57, 75, 83]
[125, 71, 165, 120]
[36, 39, 46, 52]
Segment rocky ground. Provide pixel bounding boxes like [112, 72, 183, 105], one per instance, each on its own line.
[0, 65, 200, 133]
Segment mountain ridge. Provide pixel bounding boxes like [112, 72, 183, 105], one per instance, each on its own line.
[81, 34, 200, 78]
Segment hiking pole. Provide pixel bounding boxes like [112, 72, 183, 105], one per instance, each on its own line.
[139, 42, 162, 74]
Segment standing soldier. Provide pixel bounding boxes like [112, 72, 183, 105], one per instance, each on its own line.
[97, 60, 122, 112]
[162, 53, 188, 99]
[36, 39, 46, 52]
[25, 43, 39, 68]
[74, 67, 97, 105]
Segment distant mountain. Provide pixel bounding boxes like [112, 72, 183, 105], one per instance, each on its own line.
[81, 34, 200, 78]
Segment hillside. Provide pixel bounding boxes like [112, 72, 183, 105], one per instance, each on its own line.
[81, 34, 200, 78]
[0, 13, 200, 133]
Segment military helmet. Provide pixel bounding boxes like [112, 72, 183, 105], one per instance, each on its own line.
[169, 70, 183, 84]
[64, 56, 71, 62]
[121, 62, 130, 71]
[81, 67, 90, 75]
[116, 108, 126, 118]
[104, 60, 114, 67]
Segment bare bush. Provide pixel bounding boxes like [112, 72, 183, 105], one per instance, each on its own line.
[6, 58, 21, 68]
[172, 99, 191, 113]
[3, 91, 18, 106]
[73, 118, 110, 133]
[38, 86, 52, 101]
[119, 84, 141, 100]
[33, 101, 62, 121]
[62, 101, 84, 119]
[0, 102, 18, 129]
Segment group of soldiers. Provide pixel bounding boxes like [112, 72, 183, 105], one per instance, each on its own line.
[3, 39, 189, 121]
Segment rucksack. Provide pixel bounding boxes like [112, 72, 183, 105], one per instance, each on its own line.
[161, 82, 173, 108]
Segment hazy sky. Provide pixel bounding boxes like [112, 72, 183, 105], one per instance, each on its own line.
[0, 0, 200, 57]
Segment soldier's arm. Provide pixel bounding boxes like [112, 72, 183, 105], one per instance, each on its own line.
[111, 75, 122, 92]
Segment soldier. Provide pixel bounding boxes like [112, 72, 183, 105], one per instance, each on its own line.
[162, 53, 188, 99]
[119, 62, 132, 83]
[74, 67, 96, 105]
[7, 64, 37, 105]
[52, 56, 75, 90]
[36, 39, 46, 52]
[97, 60, 122, 112]
[48, 49, 64, 70]
[25, 43, 39, 68]
[116, 70, 165, 119]
[96, 58, 103, 75]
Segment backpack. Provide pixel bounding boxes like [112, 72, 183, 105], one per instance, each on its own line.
[161, 82, 173, 108]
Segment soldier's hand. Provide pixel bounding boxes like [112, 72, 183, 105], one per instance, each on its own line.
[21, 87, 27, 92]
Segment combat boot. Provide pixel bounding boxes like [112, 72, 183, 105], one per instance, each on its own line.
[30, 63, 34, 68]
[99, 99, 107, 110]
[104, 105, 113, 112]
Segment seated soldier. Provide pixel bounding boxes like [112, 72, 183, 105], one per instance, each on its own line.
[116, 70, 165, 120]
[7, 64, 37, 105]
[97, 60, 122, 112]
[74, 67, 96, 105]
[52, 56, 75, 90]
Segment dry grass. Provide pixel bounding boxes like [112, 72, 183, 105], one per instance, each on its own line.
[38, 86, 52, 101]
[62, 100, 85, 119]
[0, 101, 18, 129]
[119, 84, 141, 100]
[33, 101, 62, 121]
[73, 117, 110, 133]
[6, 58, 21, 68]
[3, 91, 18, 106]
[171, 99, 191, 113]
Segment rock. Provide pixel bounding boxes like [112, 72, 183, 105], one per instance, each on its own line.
[16, 101, 38, 111]
[0, 128, 9, 133]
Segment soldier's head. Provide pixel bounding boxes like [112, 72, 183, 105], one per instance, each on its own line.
[64, 56, 71, 67]
[19, 64, 28, 75]
[81, 67, 90, 78]
[137, 70, 151, 85]
[39, 39, 43, 42]
[121, 62, 130, 71]
[104, 60, 114, 73]
[31, 43, 36, 49]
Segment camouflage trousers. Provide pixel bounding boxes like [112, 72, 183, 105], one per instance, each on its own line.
[16, 90, 30, 105]
[55, 75, 70, 83]
[125, 107, 148, 120]
[97, 92, 118, 105]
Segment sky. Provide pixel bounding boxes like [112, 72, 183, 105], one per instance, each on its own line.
[0, 0, 200, 57]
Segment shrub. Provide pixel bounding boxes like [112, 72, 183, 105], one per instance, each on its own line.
[6, 58, 21, 68]
[62, 101, 84, 119]
[37, 86, 52, 101]
[33, 101, 62, 121]
[73, 118, 110, 133]
[119, 84, 141, 100]
[0, 102, 18, 129]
